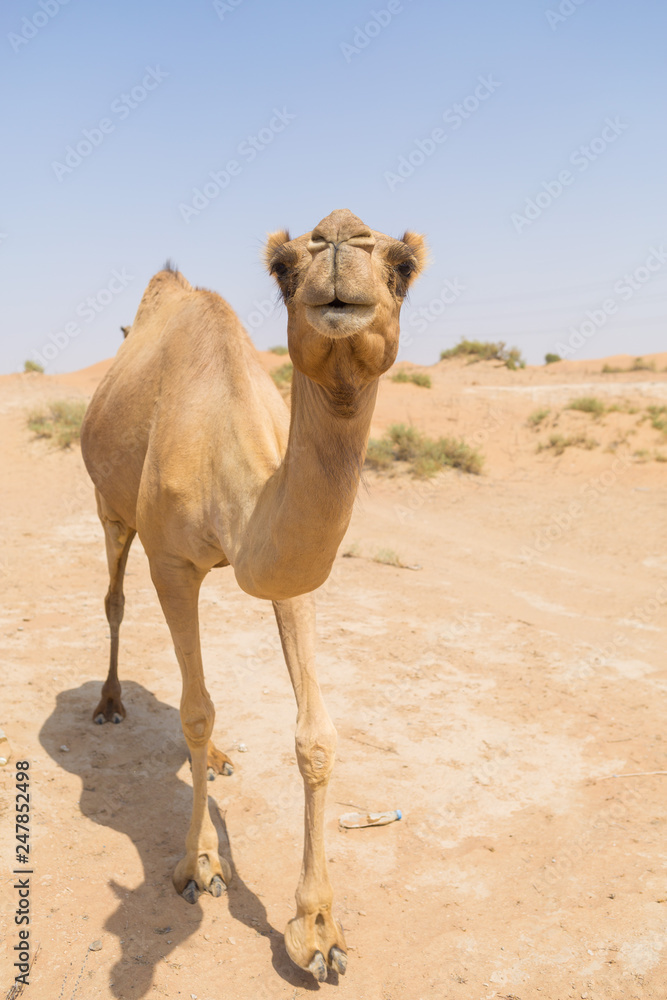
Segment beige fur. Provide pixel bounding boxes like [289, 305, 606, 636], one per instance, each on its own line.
[81, 209, 425, 981]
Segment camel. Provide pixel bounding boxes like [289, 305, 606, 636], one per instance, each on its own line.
[80, 208, 426, 981]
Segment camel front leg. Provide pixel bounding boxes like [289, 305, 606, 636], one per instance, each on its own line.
[151, 559, 231, 903]
[273, 595, 347, 982]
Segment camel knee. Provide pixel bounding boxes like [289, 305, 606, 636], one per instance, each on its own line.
[105, 590, 125, 628]
[295, 725, 337, 788]
[181, 696, 215, 748]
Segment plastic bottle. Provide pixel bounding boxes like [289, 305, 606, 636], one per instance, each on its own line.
[339, 809, 402, 829]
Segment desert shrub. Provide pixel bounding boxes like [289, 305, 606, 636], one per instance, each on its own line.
[27, 399, 87, 448]
[440, 338, 525, 369]
[365, 437, 395, 470]
[544, 353, 561, 364]
[602, 364, 623, 373]
[538, 433, 598, 456]
[271, 362, 293, 386]
[372, 548, 403, 567]
[632, 357, 656, 371]
[366, 423, 483, 477]
[24, 359, 44, 373]
[527, 408, 550, 427]
[567, 396, 605, 417]
[391, 371, 432, 388]
[269, 345, 289, 355]
[647, 405, 667, 435]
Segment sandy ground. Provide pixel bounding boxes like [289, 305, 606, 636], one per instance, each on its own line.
[1, 350, 667, 1000]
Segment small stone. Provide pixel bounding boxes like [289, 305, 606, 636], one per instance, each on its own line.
[228, 936, 236, 945]
[237, 743, 248, 753]
[60, 745, 70, 752]
[89, 940, 103, 952]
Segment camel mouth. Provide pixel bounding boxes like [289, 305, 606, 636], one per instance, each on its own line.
[306, 301, 376, 339]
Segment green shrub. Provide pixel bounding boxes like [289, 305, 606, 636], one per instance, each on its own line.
[527, 408, 550, 427]
[366, 423, 483, 477]
[632, 357, 656, 371]
[567, 396, 605, 417]
[391, 371, 432, 388]
[544, 353, 561, 365]
[538, 433, 598, 456]
[365, 437, 395, 470]
[647, 405, 667, 435]
[269, 345, 289, 355]
[271, 362, 293, 387]
[27, 400, 87, 448]
[24, 359, 44, 373]
[440, 338, 525, 369]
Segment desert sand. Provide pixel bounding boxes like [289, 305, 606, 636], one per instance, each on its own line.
[1, 350, 667, 1000]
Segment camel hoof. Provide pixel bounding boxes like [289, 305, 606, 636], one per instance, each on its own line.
[221, 761, 233, 776]
[182, 880, 199, 905]
[112, 713, 123, 724]
[329, 946, 347, 975]
[308, 951, 328, 982]
[93, 714, 105, 725]
[206, 767, 216, 781]
[209, 874, 225, 897]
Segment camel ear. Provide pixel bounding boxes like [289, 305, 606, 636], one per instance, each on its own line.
[264, 229, 290, 271]
[401, 231, 429, 277]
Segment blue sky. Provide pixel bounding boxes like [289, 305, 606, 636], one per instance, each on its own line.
[1, 0, 665, 373]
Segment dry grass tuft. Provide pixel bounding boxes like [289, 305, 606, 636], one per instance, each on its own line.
[391, 371, 432, 388]
[440, 338, 525, 370]
[28, 400, 87, 448]
[365, 423, 483, 477]
[538, 433, 598, 456]
[567, 396, 605, 418]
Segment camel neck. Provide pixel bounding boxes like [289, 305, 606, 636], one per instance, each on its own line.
[233, 368, 377, 600]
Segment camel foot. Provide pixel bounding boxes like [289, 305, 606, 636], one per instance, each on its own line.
[181, 874, 224, 904]
[284, 910, 347, 982]
[93, 694, 125, 725]
[174, 851, 231, 903]
[196, 742, 234, 780]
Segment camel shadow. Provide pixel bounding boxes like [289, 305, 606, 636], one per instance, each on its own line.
[39, 681, 321, 997]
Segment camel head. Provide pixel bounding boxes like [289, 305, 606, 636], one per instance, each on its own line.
[265, 209, 426, 390]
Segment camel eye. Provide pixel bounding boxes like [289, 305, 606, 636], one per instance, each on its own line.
[272, 262, 288, 278]
[396, 262, 414, 277]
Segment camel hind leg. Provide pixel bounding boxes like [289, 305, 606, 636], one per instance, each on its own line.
[93, 491, 136, 724]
